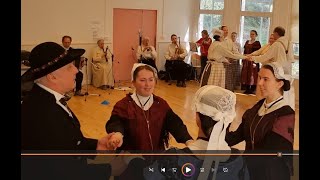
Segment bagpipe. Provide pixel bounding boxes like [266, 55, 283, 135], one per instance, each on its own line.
[174, 37, 185, 60]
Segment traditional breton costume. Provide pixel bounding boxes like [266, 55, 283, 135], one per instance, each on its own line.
[222, 36, 242, 92]
[105, 63, 193, 151]
[21, 42, 110, 180]
[241, 39, 261, 94]
[226, 63, 295, 180]
[200, 29, 246, 88]
[146, 86, 249, 180]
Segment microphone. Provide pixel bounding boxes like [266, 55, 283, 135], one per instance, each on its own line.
[104, 46, 108, 62]
[105, 46, 114, 62]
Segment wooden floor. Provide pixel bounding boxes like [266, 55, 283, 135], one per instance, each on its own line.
[68, 80, 299, 151]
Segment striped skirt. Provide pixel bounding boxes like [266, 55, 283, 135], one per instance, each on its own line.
[200, 61, 225, 88]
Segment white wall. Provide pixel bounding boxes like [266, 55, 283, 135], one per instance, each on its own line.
[21, 0, 106, 44]
[22, 0, 196, 74]
[21, 0, 297, 50]
[22, 0, 196, 44]
[22, 0, 298, 85]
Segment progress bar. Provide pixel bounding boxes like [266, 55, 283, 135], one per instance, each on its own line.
[21, 153, 299, 156]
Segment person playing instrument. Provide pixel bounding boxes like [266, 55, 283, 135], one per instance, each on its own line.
[196, 30, 212, 77]
[91, 39, 114, 90]
[136, 36, 158, 73]
[164, 34, 188, 87]
[105, 63, 194, 150]
[62, 35, 85, 96]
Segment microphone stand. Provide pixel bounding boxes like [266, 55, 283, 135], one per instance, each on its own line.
[106, 46, 116, 89]
[83, 57, 100, 101]
[107, 46, 131, 91]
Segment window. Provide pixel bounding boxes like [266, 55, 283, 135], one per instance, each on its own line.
[292, 42, 299, 78]
[198, 14, 222, 38]
[198, 0, 224, 39]
[293, 42, 299, 57]
[240, 16, 271, 46]
[239, 0, 273, 46]
[200, 0, 224, 10]
[241, 0, 273, 12]
[292, 60, 299, 78]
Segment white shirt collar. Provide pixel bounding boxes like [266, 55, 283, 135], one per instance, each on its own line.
[36, 83, 73, 117]
[36, 83, 64, 101]
[131, 92, 153, 110]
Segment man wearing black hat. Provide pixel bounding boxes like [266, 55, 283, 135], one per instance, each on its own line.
[21, 42, 115, 179]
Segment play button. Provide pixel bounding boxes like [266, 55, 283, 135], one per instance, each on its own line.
[181, 163, 195, 177]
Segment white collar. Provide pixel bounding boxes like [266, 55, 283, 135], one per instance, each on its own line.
[258, 96, 285, 116]
[131, 92, 154, 110]
[36, 83, 64, 102]
[264, 96, 283, 108]
[36, 83, 73, 117]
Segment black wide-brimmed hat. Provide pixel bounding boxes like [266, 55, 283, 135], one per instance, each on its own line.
[21, 42, 85, 82]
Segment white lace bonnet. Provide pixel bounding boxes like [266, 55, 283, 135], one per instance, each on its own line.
[193, 85, 236, 150]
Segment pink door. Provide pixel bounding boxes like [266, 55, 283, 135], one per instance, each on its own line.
[113, 8, 157, 81]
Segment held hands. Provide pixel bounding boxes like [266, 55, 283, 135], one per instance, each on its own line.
[96, 132, 123, 150]
[108, 132, 124, 150]
[223, 59, 231, 65]
[97, 132, 115, 150]
[245, 55, 254, 61]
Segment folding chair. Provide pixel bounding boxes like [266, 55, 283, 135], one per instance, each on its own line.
[191, 53, 201, 82]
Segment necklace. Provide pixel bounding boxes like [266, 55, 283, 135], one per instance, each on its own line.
[135, 94, 154, 150]
[249, 97, 283, 150]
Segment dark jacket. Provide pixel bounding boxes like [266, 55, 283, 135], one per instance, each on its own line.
[225, 98, 295, 180]
[21, 84, 97, 150]
[21, 84, 110, 180]
[106, 94, 192, 151]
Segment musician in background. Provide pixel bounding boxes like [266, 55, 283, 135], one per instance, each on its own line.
[92, 39, 114, 90]
[62, 35, 84, 96]
[164, 34, 188, 87]
[136, 36, 158, 73]
[196, 30, 212, 77]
